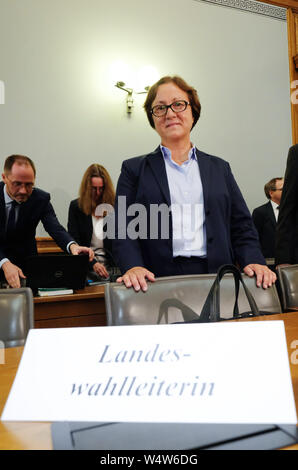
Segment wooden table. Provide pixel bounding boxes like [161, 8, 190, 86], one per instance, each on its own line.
[33, 285, 106, 328]
[1, 312, 298, 450]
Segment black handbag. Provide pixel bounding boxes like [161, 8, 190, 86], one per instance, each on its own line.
[157, 264, 276, 324]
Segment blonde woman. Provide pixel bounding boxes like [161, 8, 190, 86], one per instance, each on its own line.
[68, 164, 116, 279]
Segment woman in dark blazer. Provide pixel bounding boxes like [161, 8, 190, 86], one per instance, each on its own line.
[113, 75, 276, 292]
[68, 164, 115, 279]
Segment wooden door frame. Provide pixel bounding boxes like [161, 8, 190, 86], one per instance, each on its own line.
[256, 1, 298, 143]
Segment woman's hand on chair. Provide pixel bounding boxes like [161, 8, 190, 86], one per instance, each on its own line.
[93, 262, 109, 278]
[243, 264, 276, 289]
[117, 267, 155, 292]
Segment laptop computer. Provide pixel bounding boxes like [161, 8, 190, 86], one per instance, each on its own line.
[25, 254, 89, 291]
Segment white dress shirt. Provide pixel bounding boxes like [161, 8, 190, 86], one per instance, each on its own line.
[270, 200, 279, 222]
[161, 145, 207, 258]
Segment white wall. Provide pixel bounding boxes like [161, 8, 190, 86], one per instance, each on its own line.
[0, 0, 292, 234]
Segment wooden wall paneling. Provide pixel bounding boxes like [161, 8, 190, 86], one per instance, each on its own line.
[255, 1, 298, 144]
[288, 9, 298, 144]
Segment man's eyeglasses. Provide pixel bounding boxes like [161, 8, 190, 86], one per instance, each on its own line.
[7, 177, 34, 190]
[273, 188, 283, 192]
[151, 100, 191, 117]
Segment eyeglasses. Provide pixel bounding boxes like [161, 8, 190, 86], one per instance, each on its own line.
[151, 100, 191, 117]
[273, 188, 283, 192]
[7, 177, 34, 191]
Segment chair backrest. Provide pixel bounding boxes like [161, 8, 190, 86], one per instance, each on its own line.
[105, 274, 282, 326]
[0, 288, 34, 347]
[277, 264, 298, 311]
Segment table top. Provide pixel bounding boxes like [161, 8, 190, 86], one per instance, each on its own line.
[1, 312, 298, 450]
[33, 284, 106, 303]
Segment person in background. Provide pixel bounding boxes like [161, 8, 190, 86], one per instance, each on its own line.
[113, 75, 276, 292]
[68, 163, 117, 281]
[276, 145, 298, 266]
[252, 177, 283, 260]
[0, 154, 93, 288]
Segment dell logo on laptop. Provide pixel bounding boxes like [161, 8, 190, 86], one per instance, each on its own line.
[54, 270, 63, 279]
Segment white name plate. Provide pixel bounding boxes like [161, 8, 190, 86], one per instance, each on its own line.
[1, 321, 297, 424]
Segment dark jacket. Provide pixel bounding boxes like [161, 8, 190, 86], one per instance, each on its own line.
[276, 144, 298, 265]
[252, 201, 277, 259]
[113, 147, 265, 276]
[67, 198, 114, 267]
[0, 182, 73, 272]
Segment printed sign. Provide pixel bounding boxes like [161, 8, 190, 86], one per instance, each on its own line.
[1, 322, 297, 423]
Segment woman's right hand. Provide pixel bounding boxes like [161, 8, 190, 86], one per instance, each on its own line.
[93, 262, 109, 278]
[117, 267, 155, 292]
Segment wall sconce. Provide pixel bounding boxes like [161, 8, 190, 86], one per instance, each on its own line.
[115, 81, 149, 114]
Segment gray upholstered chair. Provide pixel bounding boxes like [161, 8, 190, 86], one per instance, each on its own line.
[105, 273, 282, 326]
[0, 287, 34, 347]
[277, 264, 298, 311]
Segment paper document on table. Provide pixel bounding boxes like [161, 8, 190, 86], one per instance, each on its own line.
[1, 321, 297, 424]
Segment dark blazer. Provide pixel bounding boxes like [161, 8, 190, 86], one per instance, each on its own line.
[113, 147, 265, 277]
[276, 144, 298, 265]
[0, 182, 73, 272]
[252, 201, 277, 259]
[67, 199, 113, 266]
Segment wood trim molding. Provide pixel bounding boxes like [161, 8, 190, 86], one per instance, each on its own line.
[287, 8, 298, 144]
[257, 0, 298, 12]
[36, 237, 63, 254]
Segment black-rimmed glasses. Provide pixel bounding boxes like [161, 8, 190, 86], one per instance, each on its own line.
[151, 100, 190, 117]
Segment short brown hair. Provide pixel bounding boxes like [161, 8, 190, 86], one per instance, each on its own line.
[78, 163, 115, 216]
[144, 75, 201, 130]
[264, 177, 283, 199]
[4, 154, 36, 177]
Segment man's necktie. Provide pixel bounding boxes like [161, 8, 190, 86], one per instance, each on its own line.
[6, 200, 17, 234]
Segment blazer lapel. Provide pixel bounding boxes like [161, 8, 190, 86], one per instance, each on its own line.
[147, 147, 171, 205]
[196, 149, 210, 209]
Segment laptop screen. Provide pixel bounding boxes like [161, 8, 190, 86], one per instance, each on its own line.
[25, 254, 89, 290]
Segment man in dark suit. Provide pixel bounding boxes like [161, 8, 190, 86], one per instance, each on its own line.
[252, 177, 283, 260]
[276, 144, 298, 265]
[0, 154, 93, 288]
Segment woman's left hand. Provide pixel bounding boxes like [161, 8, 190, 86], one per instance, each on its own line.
[93, 262, 109, 278]
[243, 264, 276, 288]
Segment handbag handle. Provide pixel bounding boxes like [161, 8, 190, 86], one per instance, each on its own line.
[199, 264, 260, 322]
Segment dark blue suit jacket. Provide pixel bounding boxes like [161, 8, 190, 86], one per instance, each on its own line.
[252, 201, 276, 259]
[0, 182, 73, 272]
[276, 144, 298, 265]
[113, 147, 265, 277]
